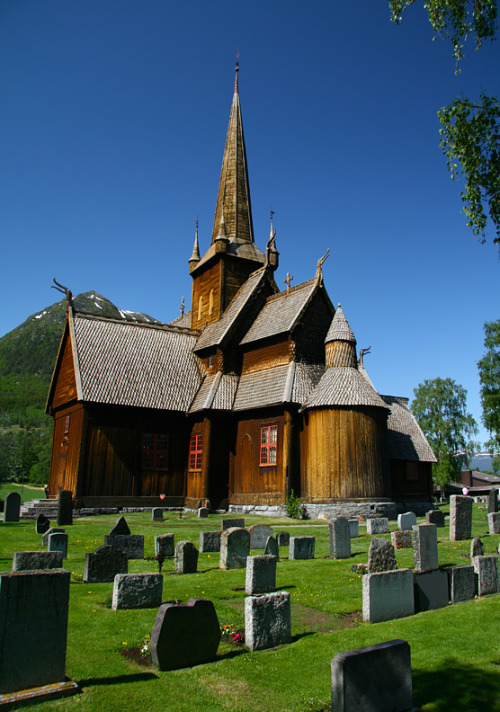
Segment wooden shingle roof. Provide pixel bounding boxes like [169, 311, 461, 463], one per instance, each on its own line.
[72, 313, 205, 411]
[189, 372, 239, 412]
[382, 396, 437, 463]
[325, 304, 355, 344]
[305, 367, 389, 409]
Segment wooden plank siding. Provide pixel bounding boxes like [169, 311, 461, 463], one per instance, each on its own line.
[390, 460, 433, 501]
[300, 407, 386, 501]
[191, 261, 222, 330]
[241, 340, 291, 374]
[50, 331, 78, 410]
[48, 404, 85, 496]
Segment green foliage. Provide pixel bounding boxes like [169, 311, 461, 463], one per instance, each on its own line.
[439, 95, 500, 243]
[285, 489, 305, 519]
[411, 377, 478, 486]
[478, 318, 500, 453]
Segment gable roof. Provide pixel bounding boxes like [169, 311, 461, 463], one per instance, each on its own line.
[67, 313, 204, 411]
[383, 395, 437, 463]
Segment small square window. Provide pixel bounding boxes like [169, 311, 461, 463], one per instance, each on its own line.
[142, 433, 168, 471]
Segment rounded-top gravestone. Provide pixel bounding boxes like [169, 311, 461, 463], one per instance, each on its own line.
[4, 491, 21, 523]
[36, 513, 50, 535]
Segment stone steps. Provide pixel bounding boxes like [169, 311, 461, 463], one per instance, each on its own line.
[21, 499, 59, 520]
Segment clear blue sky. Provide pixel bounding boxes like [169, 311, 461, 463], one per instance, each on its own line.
[1, 1, 499, 445]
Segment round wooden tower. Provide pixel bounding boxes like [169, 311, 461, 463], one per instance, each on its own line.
[300, 305, 389, 501]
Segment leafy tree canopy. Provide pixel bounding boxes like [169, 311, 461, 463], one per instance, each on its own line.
[389, 1, 500, 245]
[478, 318, 500, 457]
[411, 376, 478, 486]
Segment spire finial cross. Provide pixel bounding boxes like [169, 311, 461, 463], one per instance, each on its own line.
[284, 272, 293, 294]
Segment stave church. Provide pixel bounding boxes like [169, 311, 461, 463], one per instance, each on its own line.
[46, 65, 436, 517]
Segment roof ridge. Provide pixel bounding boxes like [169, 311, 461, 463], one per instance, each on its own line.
[265, 278, 316, 302]
[73, 312, 200, 336]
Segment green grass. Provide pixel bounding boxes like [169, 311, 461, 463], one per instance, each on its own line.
[0, 481, 45, 502]
[1, 506, 499, 711]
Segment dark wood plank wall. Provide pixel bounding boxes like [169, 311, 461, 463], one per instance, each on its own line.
[51, 332, 78, 410]
[293, 291, 332, 364]
[300, 407, 386, 500]
[48, 404, 85, 495]
[390, 460, 433, 501]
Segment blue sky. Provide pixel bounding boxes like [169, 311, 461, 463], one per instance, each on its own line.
[1, 0, 499, 445]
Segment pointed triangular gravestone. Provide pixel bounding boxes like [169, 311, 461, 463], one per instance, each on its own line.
[109, 516, 131, 536]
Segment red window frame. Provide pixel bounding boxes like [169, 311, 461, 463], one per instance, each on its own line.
[142, 433, 168, 471]
[260, 424, 278, 466]
[189, 433, 203, 472]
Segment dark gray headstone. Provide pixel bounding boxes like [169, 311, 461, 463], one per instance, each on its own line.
[488, 512, 500, 534]
[450, 495, 472, 541]
[447, 565, 476, 604]
[366, 517, 389, 535]
[473, 555, 499, 596]
[221, 518, 245, 531]
[471, 536, 485, 558]
[35, 514, 50, 535]
[391, 530, 412, 549]
[249, 524, 273, 549]
[349, 519, 359, 538]
[413, 523, 438, 572]
[48, 532, 68, 560]
[104, 534, 144, 559]
[57, 490, 73, 526]
[220, 528, 250, 569]
[426, 509, 445, 527]
[414, 569, 449, 612]
[42, 527, 65, 546]
[199, 531, 221, 553]
[155, 533, 175, 558]
[198, 507, 209, 519]
[245, 591, 291, 651]
[150, 598, 220, 671]
[83, 544, 128, 583]
[112, 573, 163, 610]
[12, 551, 63, 572]
[109, 516, 131, 536]
[367, 537, 397, 573]
[4, 492, 21, 523]
[289, 536, 315, 560]
[329, 517, 351, 559]
[264, 535, 279, 560]
[0, 570, 70, 693]
[276, 532, 290, 547]
[245, 555, 277, 595]
[362, 569, 414, 623]
[152, 508, 163, 522]
[331, 639, 413, 712]
[174, 541, 198, 574]
[488, 487, 499, 514]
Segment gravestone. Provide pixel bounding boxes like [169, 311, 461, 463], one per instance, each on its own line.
[367, 537, 397, 573]
[249, 524, 273, 549]
[449, 495, 472, 541]
[366, 518, 389, 535]
[198, 507, 209, 518]
[329, 516, 351, 559]
[331, 639, 413, 712]
[426, 509, 445, 527]
[349, 519, 359, 538]
[109, 516, 131, 536]
[155, 533, 175, 558]
[245, 555, 277, 595]
[289, 536, 315, 560]
[104, 534, 144, 559]
[488, 512, 500, 535]
[264, 535, 279, 560]
[362, 569, 414, 623]
[57, 490, 73, 526]
[397, 512, 417, 531]
[276, 532, 290, 547]
[35, 514, 50, 535]
[447, 565, 476, 604]
[199, 531, 221, 553]
[391, 530, 412, 549]
[220, 528, 250, 569]
[488, 487, 499, 514]
[12, 551, 63, 572]
[83, 545, 128, 583]
[174, 541, 198, 574]
[4, 491, 21, 523]
[152, 508, 163, 522]
[150, 598, 220, 670]
[245, 591, 291, 651]
[413, 569, 449, 612]
[0, 570, 70, 693]
[413, 523, 438, 572]
[112, 573, 163, 610]
[48, 532, 68, 560]
[472, 555, 499, 596]
[41, 527, 65, 546]
[221, 518, 244, 531]
[470, 536, 485, 558]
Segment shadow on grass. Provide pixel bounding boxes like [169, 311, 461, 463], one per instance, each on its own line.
[78, 672, 158, 689]
[413, 659, 500, 711]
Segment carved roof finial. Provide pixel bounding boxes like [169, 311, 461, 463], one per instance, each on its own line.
[189, 219, 200, 265]
[315, 248, 330, 285]
[284, 272, 294, 295]
[234, 48, 239, 94]
[51, 278, 73, 309]
[180, 296, 185, 316]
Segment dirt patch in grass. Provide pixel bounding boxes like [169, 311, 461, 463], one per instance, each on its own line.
[120, 647, 153, 668]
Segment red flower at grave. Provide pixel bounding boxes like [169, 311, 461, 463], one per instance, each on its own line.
[159, 494, 166, 501]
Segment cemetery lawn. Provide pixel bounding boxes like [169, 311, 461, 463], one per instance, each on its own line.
[1, 505, 499, 712]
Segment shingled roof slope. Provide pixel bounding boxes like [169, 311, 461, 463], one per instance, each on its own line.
[189, 372, 239, 412]
[233, 364, 291, 411]
[383, 396, 437, 462]
[73, 314, 204, 411]
[305, 367, 389, 409]
[240, 279, 317, 345]
[325, 304, 355, 344]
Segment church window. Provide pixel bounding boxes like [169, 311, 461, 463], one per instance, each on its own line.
[405, 462, 419, 481]
[142, 433, 168, 470]
[208, 289, 214, 315]
[260, 424, 278, 466]
[198, 296, 203, 321]
[189, 433, 204, 471]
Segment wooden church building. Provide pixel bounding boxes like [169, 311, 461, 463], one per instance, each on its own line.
[46, 66, 436, 516]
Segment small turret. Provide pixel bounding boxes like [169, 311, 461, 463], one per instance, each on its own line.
[264, 211, 279, 271]
[189, 221, 201, 273]
[324, 304, 357, 368]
